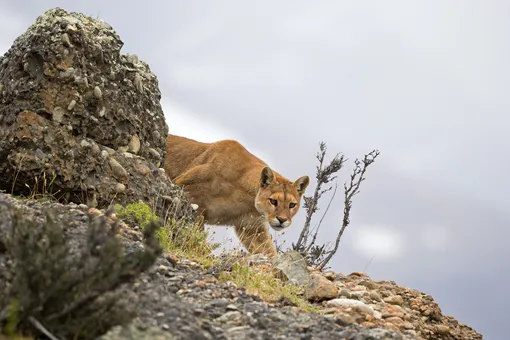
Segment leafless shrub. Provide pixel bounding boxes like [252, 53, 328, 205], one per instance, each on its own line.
[291, 142, 380, 270]
[0, 200, 162, 339]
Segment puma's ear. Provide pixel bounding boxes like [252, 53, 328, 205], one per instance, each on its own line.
[293, 175, 310, 195]
[260, 167, 274, 187]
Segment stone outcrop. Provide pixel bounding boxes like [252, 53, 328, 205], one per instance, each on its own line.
[272, 252, 481, 339]
[247, 252, 482, 339]
[0, 8, 189, 216]
[0, 193, 416, 340]
[308, 271, 482, 340]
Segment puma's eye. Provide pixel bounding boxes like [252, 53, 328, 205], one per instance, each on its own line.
[269, 198, 278, 206]
[289, 202, 296, 208]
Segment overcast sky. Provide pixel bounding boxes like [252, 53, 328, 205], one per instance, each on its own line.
[1, 1, 508, 338]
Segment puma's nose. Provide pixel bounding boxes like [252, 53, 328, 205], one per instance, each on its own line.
[276, 216, 287, 224]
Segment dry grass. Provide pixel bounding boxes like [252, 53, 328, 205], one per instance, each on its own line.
[114, 201, 219, 268]
[10, 155, 61, 203]
[218, 264, 317, 312]
[114, 201, 315, 312]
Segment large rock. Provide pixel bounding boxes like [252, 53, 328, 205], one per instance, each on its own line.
[0, 8, 188, 216]
[272, 250, 310, 286]
[305, 273, 338, 302]
[0, 8, 167, 156]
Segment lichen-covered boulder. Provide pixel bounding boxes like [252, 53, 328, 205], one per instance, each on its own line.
[0, 7, 167, 160]
[0, 8, 189, 216]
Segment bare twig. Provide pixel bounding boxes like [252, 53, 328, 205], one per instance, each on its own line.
[294, 142, 345, 252]
[295, 143, 327, 248]
[363, 255, 375, 273]
[317, 149, 380, 269]
[28, 316, 60, 340]
[290, 142, 379, 270]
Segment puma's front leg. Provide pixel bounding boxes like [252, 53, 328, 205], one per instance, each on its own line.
[234, 221, 277, 258]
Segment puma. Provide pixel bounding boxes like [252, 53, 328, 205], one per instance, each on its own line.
[163, 133, 310, 257]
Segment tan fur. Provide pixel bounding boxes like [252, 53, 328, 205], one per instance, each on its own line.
[164, 133, 310, 257]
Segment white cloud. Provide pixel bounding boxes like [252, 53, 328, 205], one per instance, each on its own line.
[161, 97, 274, 166]
[351, 225, 405, 261]
[420, 224, 448, 252]
[162, 97, 235, 143]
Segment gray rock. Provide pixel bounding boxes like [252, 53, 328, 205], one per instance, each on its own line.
[0, 8, 189, 219]
[215, 311, 242, 323]
[148, 148, 161, 159]
[326, 298, 380, 318]
[272, 250, 310, 286]
[247, 254, 271, 266]
[0, 7, 167, 162]
[61, 33, 71, 47]
[80, 139, 91, 148]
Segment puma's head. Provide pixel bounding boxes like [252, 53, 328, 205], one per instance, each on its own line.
[254, 167, 310, 231]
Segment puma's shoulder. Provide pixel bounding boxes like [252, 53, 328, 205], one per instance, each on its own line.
[209, 139, 268, 168]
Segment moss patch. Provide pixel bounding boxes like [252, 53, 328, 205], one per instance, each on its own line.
[114, 201, 158, 230]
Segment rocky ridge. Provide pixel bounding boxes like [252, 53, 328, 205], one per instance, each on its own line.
[0, 193, 482, 340]
[302, 270, 481, 339]
[0, 192, 414, 340]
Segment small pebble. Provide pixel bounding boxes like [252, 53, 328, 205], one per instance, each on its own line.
[52, 106, 66, 123]
[80, 139, 91, 148]
[148, 148, 161, 159]
[134, 73, 143, 92]
[109, 158, 128, 180]
[67, 99, 76, 111]
[61, 33, 71, 46]
[128, 134, 141, 154]
[114, 183, 126, 193]
[93, 86, 102, 99]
